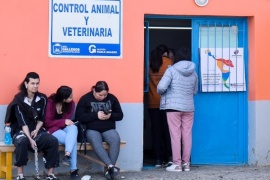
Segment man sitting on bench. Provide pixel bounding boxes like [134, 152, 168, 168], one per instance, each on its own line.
[5, 72, 60, 180]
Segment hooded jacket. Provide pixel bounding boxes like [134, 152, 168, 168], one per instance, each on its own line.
[5, 92, 47, 134]
[157, 60, 198, 112]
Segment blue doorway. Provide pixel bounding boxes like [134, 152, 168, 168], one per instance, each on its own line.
[143, 16, 248, 165]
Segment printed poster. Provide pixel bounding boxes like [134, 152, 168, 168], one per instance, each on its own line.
[200, 48, 246, 92]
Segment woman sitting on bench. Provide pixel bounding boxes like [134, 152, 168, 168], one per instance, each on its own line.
[75, 81, 124, 180]
[44, 86, 80, 180]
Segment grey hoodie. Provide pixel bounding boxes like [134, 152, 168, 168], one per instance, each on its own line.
[157, 60, 198, 112]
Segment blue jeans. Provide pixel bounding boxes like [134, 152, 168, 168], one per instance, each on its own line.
[53, 125, 78, 170]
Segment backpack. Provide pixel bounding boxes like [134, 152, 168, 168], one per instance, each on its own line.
[5, 102, 19, 138]
[74, 121, 87, 155]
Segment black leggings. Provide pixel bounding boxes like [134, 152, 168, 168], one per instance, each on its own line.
[86, 129, 120, 166]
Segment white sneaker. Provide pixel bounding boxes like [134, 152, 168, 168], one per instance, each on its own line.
[182, 162, 190, 171]
[166, 164, 182, 172]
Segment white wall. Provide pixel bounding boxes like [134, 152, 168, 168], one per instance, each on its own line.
[248, 101, 270, 165]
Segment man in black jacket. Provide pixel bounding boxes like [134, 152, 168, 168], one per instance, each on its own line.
[5, 72, 60, 180]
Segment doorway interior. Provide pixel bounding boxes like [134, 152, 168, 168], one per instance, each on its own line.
[143, 17, 192, 167]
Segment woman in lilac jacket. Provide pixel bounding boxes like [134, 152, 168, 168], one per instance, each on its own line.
[45, 86, 80, 179]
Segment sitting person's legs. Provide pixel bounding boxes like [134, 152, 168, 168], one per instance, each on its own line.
[102, 129, 120, 165]
[14, 132, 30, 180]
[36, 132, 59, 173]
[86, 129, 113, 166]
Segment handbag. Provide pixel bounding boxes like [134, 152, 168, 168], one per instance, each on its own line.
[74, 121, 87, 155]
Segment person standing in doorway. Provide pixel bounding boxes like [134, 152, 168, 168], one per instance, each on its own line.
[44, 86, 80, 179]
[148, 44, 173, 167]
[5, 72, 60, 180]
[157, 47, 198, 172]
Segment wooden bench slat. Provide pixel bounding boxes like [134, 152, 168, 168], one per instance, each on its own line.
[0, 141, 126, 152]
[0, 141, 126, 179]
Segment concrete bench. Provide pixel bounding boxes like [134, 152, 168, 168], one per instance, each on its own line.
[0, 141, 126, 180]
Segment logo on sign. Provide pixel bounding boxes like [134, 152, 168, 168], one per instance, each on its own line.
[89, 45, 97, 54]
[53, 43, 62, 54]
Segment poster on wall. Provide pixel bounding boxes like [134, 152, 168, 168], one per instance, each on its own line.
[200, 48, 246, 92]
[49, 0, 123, 58]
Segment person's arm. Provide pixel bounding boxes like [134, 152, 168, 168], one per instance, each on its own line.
[15, 105, 37, 149]
[31, 120, 43, 139]
[31, 95, 48, 138]
[157, 68, 173, 95]
[62, 101, 75, 126]
[75, 95, 99, 123]
[108, 95, 123, 121]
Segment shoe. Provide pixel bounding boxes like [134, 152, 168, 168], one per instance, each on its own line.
[63, 155, 71, 166]
[46, 174, 60, 180]
[162, 156, 173, 167]
[155, 160, 162, 168]
[163, 161, 173, 167]
[70, 169, 80, 179]
[182, 162, 190, 171]
[166, 164, 182, 172]
[16, 175, 26, 180]
[105, 166, 120, 180]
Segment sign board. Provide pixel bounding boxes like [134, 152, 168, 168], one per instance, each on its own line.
[200, 48, 246, 92]
[49, 0, 123, 58]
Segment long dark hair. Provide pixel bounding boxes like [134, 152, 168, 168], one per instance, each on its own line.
[92, 81, 109, 92]
[19, 72, 39, 95]
[50, 86, 73, 114]
[150, 44, 169, 73]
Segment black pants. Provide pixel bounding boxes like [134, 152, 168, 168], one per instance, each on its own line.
[13, 130, 59, 169]
[148, 108, 172, 162]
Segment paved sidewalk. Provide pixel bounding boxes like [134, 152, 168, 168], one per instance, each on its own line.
[22, 165, 270, 180]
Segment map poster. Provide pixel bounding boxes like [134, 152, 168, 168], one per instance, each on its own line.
[200, 48, 246, 92]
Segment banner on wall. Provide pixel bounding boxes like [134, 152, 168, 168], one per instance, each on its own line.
[49, 0, 123, 58]
[200, 48, 246, 92]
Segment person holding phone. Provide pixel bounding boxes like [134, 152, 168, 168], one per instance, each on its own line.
[44, 86, 80, 179]
[75, 81, 123, 180]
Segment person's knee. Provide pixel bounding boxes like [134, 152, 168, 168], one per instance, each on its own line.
[15, 136, 28, 147]
[69, 124, 78, 134]
[48, 135, 59, 146]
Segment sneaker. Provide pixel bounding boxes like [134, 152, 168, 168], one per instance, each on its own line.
[16, 175, 26, 180]
[166, 164, 182, 172]
[182, 162, 190, 171]
[166, 161, 173, 167]
[70, 169, 80, 179]
[46, 174, 60, 180]
[105, 166, 120, 180]
[155, 160, 162, 168]
[63, 155, 71, 166]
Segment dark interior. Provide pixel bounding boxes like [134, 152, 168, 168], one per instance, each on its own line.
[143, 17, 192, 168]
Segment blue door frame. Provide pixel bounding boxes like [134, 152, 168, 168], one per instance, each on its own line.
[144, 15, 248, 165]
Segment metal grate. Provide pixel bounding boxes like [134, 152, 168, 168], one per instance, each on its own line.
[198, 21, 246, 92]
